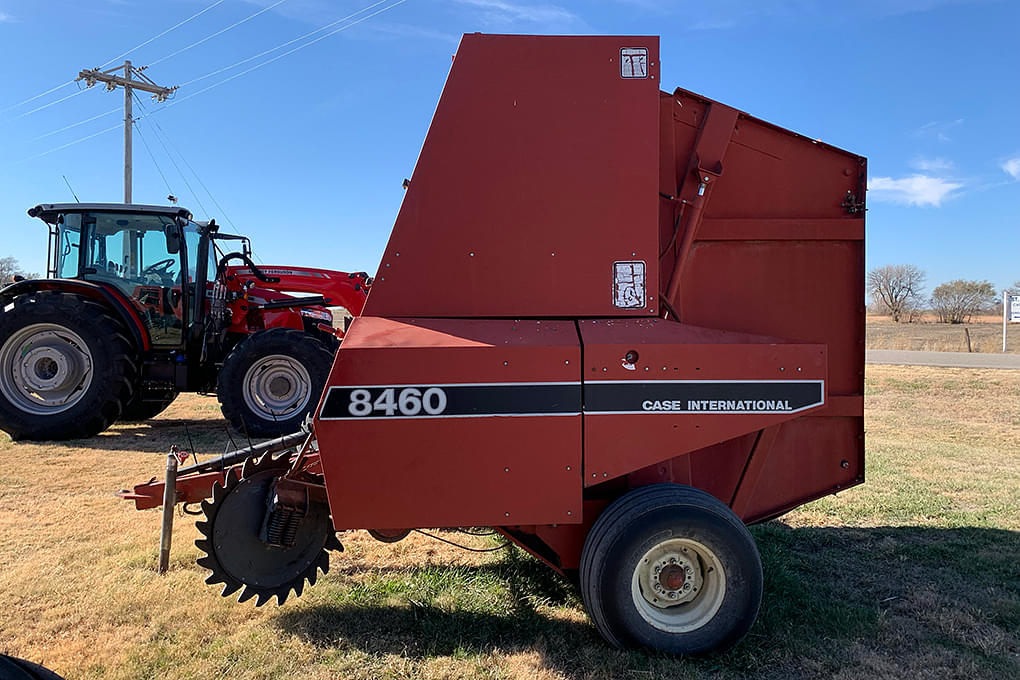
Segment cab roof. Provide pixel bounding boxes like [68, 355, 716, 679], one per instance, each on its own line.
[28, 203, 193, 223]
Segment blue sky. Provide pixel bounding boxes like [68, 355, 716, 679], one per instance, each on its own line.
[1, 0, 1017, 296]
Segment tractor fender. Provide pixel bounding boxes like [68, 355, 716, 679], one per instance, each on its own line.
[0, 278, 150, 351]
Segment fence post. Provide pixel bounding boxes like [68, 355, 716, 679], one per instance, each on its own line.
[158, 447, 179, 574]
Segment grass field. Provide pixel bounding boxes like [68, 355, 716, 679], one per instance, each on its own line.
[867, 316, 1020, 353]
[1, 365, 1018, 680]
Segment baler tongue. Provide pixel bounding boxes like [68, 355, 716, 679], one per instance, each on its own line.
[195, 453, 343, 606]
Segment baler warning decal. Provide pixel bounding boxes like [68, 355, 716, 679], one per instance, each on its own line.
[620, 48, 648, 78]
[319, 383, 582, 420]
[584, 380, 825, 415]
[613, 261, 646, 308]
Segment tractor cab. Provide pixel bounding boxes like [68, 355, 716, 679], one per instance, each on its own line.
[31, 203, 219, 348]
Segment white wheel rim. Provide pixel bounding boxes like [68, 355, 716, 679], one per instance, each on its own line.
[0, 323, 94, 415]
[242, 354, 312, 422]
[631, 537, 726, 633]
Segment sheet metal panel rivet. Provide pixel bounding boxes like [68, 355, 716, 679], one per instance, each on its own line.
[603, 473, 608, 477]
[385, 263, 390, 267]
[504, 467, 510, 472]
[566, 465, 571, 471]
[469, 252, 475, 257]
[395, 252, 400, 256]
[565, 360, 569, 364]
[503, 361, 509, 366]
[797, 367, 802, 372]
[505, 512, 510, 517]
[567, 511, 572, 516]
[592, 473, 597, 478]
[780, 367, 785, 371]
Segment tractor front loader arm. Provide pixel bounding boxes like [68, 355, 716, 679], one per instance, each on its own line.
[225, 265, 371, 316]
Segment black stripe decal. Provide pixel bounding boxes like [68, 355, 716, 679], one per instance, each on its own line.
[318, 381, 824, 420]
[319, 384, 581, 420]
[585, 380, 823, 414]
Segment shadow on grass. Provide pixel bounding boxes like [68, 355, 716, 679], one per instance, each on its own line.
[276, 524, 1020, 679]
[49, 418, 270, 455]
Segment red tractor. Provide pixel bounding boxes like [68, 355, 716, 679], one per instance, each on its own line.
[0, 203, 369, 440]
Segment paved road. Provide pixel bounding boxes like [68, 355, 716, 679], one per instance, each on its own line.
[866, 349, 1020, 370]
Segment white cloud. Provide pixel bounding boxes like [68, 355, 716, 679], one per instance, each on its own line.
[910, 156, 954, 172]
[915, 118, 963, 142]
[452, 0, 582, 26]
[1002, 157, 1020, 181]
[869, 175, 963, 207]
[0, 12, 15, 23]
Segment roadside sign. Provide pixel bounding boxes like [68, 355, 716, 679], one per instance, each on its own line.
[1011, 295, 1020, 323]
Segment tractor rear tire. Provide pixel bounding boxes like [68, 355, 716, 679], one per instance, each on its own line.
[580, 484, 763, 656]
[0, 292, 136, 441]
[119, 391, 178, 421]
[217, 328, 334, 438]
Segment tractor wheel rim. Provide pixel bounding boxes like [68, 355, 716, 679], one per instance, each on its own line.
[631, 537, 726, 633]
[0, 324, 94, 415]
[242, 354, 312, 422]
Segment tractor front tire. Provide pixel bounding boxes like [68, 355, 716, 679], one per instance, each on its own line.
[119, 391, 178, 421]
[217, 328, 334, 438]
[0, 292, 136, 441]
[580, 484, 763, 656]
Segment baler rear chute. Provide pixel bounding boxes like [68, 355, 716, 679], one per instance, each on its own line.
[122, 34, 865, 656]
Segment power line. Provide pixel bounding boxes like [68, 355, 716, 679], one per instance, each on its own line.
[1, 0, 225, 117]
[148, 0, 290, 68]
[30, 108, 121, 142]
[17, 123, 123, 163]
[9, 0, 411, 166]
[131, 94, 206, 216]
[0, 81, 76, 115]
[177, 0, 396, 88]
[132, 116, 175, 197]
[164, 0, 409, 109]
[98, 0, 228, 70]
[13, 88, 88, 119]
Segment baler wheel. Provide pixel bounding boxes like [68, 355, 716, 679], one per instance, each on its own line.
[194, 453, 343, 606]
[579, 484, 762, 656]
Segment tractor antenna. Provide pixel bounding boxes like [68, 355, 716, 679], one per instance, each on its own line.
[62, 175, 80, 202]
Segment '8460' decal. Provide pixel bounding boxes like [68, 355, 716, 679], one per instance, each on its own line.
[346, 387, 448, 417]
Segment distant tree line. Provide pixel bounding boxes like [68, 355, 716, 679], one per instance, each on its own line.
[0, 256, 39, 283]
[867, 264, 1012, 324]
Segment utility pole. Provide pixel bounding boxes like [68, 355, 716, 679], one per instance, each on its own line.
[77, 61, 177, 204]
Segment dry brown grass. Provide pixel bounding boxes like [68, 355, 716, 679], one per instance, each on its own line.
[867, 315, 1020, 353]
[1, 367, 1018, 679]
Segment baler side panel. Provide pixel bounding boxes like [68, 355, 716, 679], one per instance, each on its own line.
[578, 319, 829, 498]
[314, 317, 583, 530]
[364, 34, 661, 318]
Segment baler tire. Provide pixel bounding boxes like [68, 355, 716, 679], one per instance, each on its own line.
[0, 655, 67, 680]
[580, 484, 762, 656]
[217, 328, 334, 438]
[0, 292, 136, 441]
[119, 392, 178, 421]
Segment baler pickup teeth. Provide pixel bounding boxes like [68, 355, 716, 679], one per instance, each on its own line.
[192, 451, 338, 607]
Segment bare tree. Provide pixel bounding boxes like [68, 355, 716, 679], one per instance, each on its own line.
[0, 256, 39, 284]
[930, 279, 997, 324]
[866, 264, 926, 322]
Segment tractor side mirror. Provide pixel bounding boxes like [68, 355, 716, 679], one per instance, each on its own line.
[164, 224, 182, 254]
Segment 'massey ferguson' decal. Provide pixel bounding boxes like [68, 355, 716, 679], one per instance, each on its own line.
[585, 380, 824, 415]
[319, 380, 824, 420]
